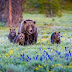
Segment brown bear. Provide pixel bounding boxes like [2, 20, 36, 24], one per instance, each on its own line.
[14, 33, 25, 46]
[51, 32, 60, 44]
[18, 20, 38, 45]
[8, 29, 16, 42]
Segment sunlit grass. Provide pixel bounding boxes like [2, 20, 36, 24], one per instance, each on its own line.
[0, 14, 72, 72]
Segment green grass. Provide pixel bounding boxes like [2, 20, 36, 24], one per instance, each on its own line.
[0, 14, 72, 72]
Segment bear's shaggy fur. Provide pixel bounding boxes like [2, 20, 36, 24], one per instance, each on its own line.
[14, 33, 25, 46]
[8, 29, 16, 42]
[18, 20, 38, 45]
[51, 32, 60, 44]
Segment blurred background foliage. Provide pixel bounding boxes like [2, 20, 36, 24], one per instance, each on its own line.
[24, 0, 72, 14]
[0, 0, 72, 27]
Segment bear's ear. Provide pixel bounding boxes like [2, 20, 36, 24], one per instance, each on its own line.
[33, 21, 36, 24]
[10, 29, 11, 31]
[54, 32, 56, 34]
[59, 32, 60, 33]
[24, 21, 26, 24]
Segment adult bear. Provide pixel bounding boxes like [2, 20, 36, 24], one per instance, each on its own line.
[18, 20, 38, 45]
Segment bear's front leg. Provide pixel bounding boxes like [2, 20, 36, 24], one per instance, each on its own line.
[33, 31, 38, 43]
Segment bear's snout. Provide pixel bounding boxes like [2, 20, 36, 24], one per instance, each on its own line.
[11, 33, 15, 37]
[21, 38, 22, 39]
[30, 30, 33, 32]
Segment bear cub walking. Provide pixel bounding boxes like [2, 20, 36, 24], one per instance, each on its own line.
[51, 32, 60, 44]
[8, 29, 16, 42]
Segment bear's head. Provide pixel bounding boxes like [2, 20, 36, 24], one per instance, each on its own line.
[18, 33, 25, 41]
[54, 32, 60, 40]
[23, 20, 36, 35]
[10, 29, 16, 37]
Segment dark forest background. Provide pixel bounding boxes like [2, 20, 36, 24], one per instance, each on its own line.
[0, 0, 72, 27]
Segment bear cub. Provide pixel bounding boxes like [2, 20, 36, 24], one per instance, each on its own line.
[15, 33, 25, 46]
[51, 32, 60, 44]
[8, 29, 16, 42]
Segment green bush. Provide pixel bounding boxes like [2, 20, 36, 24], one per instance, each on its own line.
[39, 0, 61, 17]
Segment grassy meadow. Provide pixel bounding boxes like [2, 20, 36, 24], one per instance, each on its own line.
[0, 14, 72, 72]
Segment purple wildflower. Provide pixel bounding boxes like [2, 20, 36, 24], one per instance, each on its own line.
[65, 47, 67, 51]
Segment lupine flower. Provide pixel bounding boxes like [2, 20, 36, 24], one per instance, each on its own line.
[19, 58, 21, 61]
[40, 57, 42, 61]
[10, 55, 11, 57]
[21, 55, 23, 57]
[49, 57, 53, 61]
[36, 55, 39, 60]
[65, 47, 67, 51]
[69, 51, 70, 53]
[61, 36, 62, 37]
[48, 55, 50, 57]
[44, 50, 46, 52]
[66, 58, 68, 60]
[59, 56, 63, 58]
[23, 53, 24, 56]
[48, 47, 50, 49]
[65, 53, 69, 58]
[29, 58, 31, 60]
[39, 48, 41, 51]
[27, 55, 29, 58]
[46, 53, 48, 55]
[69, 51, 71, 56]
[55, 50, 58, 53]
[33, 57, 35, 60]
[42, 54, 44, 57]
[58, 52, 61, 55]
[42, 55, 46, 59]
[21, 53, 25, 61]
[46, 57, 47, 60]
[26, 59, 28, 62]
[36, 57, 38, 60]
[0, 65, 2, 68]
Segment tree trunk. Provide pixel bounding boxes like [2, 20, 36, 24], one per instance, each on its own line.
[0, 0, 26, 27]
[9, 0, 12, 28]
